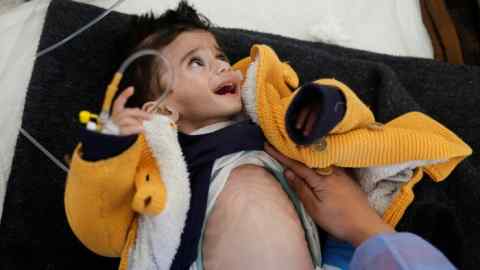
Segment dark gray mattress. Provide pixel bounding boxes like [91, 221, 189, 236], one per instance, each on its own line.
[1, 0, 479, 269]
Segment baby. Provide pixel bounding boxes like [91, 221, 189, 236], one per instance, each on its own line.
[65, 1, 347, 270]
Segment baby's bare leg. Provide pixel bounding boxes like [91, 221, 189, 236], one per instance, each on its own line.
[203, 164, 314, 270]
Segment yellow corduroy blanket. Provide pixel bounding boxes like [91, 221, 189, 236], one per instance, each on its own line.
[234, 44, 472, 227]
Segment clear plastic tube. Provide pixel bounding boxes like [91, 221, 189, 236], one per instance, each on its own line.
[117, 49, 175, 111]
[20, 0, 129, 172]
[19, 127, 69, 172]
[17, 0, 176, 174]
[36, 0, 128, 58]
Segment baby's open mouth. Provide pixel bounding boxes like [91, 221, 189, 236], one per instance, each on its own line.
[214, 83, 237, 95]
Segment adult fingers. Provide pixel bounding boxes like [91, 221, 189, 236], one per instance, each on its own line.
[265, 143, 318, 181]
[284, 169, 321, 214]
[112, 86, 134, 115]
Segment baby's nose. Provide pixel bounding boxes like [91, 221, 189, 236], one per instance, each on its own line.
[216, 61, 232, 74]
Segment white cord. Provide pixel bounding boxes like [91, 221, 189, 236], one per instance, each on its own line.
[19, 127, 69, 173]
[20, 0, 128, 173]
[118, 49, 175, 108]
[36, 0, 127, 58]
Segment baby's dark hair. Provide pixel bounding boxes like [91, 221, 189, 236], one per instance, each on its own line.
[117, 0, 212, 108]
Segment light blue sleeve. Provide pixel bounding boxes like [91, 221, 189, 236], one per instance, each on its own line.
[350, 232, 456, 270]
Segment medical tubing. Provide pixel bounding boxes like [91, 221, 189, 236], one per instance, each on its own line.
[22, 0, 127, 172]
[19, 127, 69, 173]
[17, 50, 175, 174]
[36, 0, 127, 58]
[102, 49, 175, 117]
[20, 0, 174, 174]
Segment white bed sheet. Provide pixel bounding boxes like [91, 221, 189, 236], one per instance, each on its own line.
[0, 0, 50, 221]
[77, 0, 433, 58]
[0, 0, 433, 221]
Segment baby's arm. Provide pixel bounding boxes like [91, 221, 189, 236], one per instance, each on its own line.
[284, 82, 346, 146]
[65, 87, 150, 257]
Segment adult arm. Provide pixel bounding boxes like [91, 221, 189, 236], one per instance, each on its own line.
[264, 144, 456, 270]
[351, 232, 456, 270]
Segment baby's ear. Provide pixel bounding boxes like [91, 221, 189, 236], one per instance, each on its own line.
[142, 101, 179, 123]
[142, 101, 157, 113]
[165, 105, 179, 123]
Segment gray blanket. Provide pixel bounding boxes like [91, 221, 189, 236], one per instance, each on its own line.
[1, 0, 479, 269]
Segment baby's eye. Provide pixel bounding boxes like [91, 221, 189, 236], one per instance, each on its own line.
[217, 53, 229, 63]
[189, 57, 204, 68]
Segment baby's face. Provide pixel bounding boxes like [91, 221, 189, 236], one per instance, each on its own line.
[160, 30, 243, 133]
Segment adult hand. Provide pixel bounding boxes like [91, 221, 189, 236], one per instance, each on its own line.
[111, 86, 153, 136]
[265, 143, 394, 247]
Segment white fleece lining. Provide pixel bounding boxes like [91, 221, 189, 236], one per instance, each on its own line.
[356, 159, 444, 214]
[357, 160, 443, 193]
[128, 115, 191, 270]
[241, 59, 259, 124]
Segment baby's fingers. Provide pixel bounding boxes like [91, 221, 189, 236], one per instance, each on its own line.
[296, 107, 309, 130]
[116, 116, 145, 136]
[303, 106, 320, 136]
[112, 87, 134, 115]
[119, 108, 153, 121]
[117, 117, 143, 128]
[121, 125, 145, 136]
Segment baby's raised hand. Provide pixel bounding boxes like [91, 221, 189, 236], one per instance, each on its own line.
[111, 86, 153, 136]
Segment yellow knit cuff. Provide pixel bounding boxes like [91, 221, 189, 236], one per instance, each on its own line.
[383, 168, 424, 227]
[313, 79, 375, 134]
